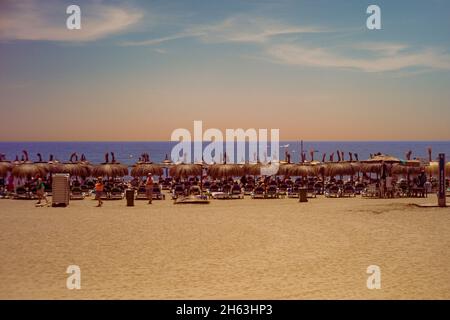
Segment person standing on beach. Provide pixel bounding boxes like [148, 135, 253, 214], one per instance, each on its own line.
[36, 177, 49, 206]
[95, 177, 104, 207]
[145, 173, 153, 204]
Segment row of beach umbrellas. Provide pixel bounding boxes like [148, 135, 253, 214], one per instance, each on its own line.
[1, 151, 449, 179]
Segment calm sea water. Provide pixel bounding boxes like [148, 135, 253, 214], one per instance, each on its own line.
[1, 141, 450, 165]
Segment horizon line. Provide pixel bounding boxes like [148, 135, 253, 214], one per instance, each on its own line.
[1, 140, 450, 143]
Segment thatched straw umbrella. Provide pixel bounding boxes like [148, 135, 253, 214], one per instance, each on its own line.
[0, 161, 12, 178]
[12, 163, 47, 179]
[45, 154, 63, 174]
[277, 163, 297, 176]
[360, 163, 382, 174]
[392, 163, 423, 175]
[425, 161, 450, 176]
[92, 152, 128, 178]
[321, 162, 357, 177]
[33, 153, 51, 173]
[169, 163, 203, 179]
[362, 154, 401, 164]
[285, 164, 318, 177]
[208, 163, 244, 179]
[242, 162, 278, 176]
[130, 163, 163, 177]
[11, 151, 47, 179]
[58, 153, 92, 178]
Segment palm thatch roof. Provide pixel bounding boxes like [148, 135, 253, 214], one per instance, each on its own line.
[130, 163, 164, 177]
[169, 163, 203, 178]
[392, 164, 423, 175]
[208, 163, 244, 178]
[0, 161, 12, 177]
[11, 162, 47, 179]
[92, 163, 128, 177]
[425, 161, 450, 176]
[242, 162, 279, 176]
[277, 163, 298, 176]
[284, 164, 319, 177]
[362, 154, 400, 163]
[319, 162, 359, 176]
[60, 162, 92, 177]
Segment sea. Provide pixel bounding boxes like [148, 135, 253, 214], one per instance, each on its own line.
[1, 141, 450, 165]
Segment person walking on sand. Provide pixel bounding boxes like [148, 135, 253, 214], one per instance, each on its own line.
[145, 173, 154, 204]
[36, 177, 49, 206]
[95, 177, 104, 207]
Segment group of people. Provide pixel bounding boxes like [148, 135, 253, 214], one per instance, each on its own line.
[94, 173, 155, 207]
[378, 162, 429, 198]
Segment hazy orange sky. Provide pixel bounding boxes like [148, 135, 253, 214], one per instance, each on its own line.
[1, 0, 450, 141]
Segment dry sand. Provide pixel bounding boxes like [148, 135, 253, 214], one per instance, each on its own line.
[0, 194, 449, 299]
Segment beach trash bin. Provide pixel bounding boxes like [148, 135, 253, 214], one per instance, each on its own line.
[299, 188, 308, 202]
[126, 189, 135, 206]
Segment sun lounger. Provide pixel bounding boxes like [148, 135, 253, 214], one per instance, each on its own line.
[314, 182, 324, 195]
[174, 195, 210, 204]
[230, 185, 244, 199]
[208, 184, 220, 193]
[135, 186, 148, 200]
[306, 185, 317, 198]
[14, 187, 30, 199]
[325, 185, 341, 198]
[341, 185, 356, 197]
[243, 184, 254, 195]
[266, 185, 279, 198]
[278, 184, 288, 198]
[361, 184, 379, 198]
[152, 185, 166, 200]
[251, 186, 266, 199]
[410, 186, 427, 198]
[355, 183, 365, 195]
[287, 185, 300, 198]
[109, 187, 124, 200]
[70, 186, 85, 200]
[172, 184, 186, 199]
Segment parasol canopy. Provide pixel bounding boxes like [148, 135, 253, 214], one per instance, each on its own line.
[285, 164, 319, 177]
[319, 162, 358, 177]
[169, 163, 202, 178]
[362, 154, 401, 163]
[0, 161, 12, 178]
[392, 163, 423, 175]
[12, 162, 47, 179]
[11, 150, 47, 179]
[92, 152, 128, 177]
[425, 161, 450, 176]
[208, 163, 244, 178]
[131, 163, 163, 177]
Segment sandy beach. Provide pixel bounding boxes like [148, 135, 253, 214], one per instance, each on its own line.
[0, 195, 449, 300]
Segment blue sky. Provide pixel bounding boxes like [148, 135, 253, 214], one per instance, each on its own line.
[1, 0, 450, 141]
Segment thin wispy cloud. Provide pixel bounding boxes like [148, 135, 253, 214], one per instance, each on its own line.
[0, 0, 143, 42]
[121, 14, 328, 46]
[266, 43, 450, 72]
[121, 32, 204, 46]
[118, 12, 450, 73]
